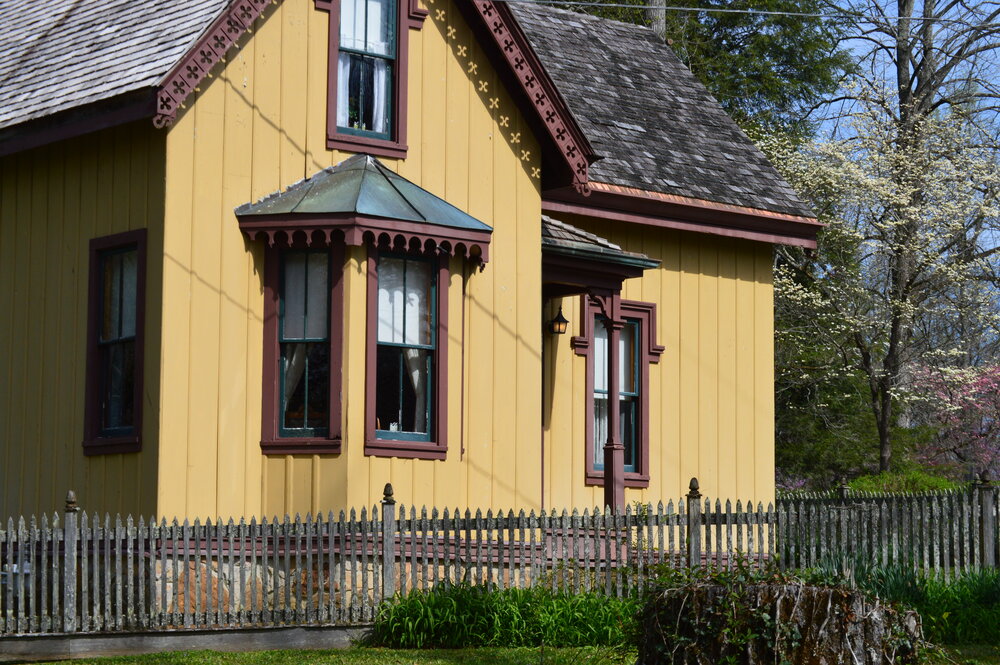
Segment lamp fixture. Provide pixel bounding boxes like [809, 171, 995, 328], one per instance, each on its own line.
[549, 306, 569, 335]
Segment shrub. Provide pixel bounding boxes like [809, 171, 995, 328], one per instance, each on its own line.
[848, 469, 962, 493]
[365, 584, 640, 648]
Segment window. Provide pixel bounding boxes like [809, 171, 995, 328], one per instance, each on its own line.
[574, 298, 662, 486]
[337, 0, 396, 138]
[261, 241, 345, 454]
[279, 251, 332, 438]
[593, 317, 639, 473]
[83, 229, 147, 455]
[365, 248, 449, 458]
[322, 0, 422, 158]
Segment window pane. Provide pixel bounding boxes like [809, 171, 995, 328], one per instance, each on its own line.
[103, 340, 135, 430]
[340, 0, 364, 50]
[305, 343, 331, 428]
[281, 341, 330, 432]
[404, 259, 431, 346]
[594, 394, 608, 468]
[620, 396, 636, 469]
[594, 319, 608, 393]
[102, 253, 122, 342]
[305, 252, 329, 339]
[283, 253, 307, 340]
[620, 322, 636, 394]
[366, 0, 395, 56]
[378, 257, 405, 343]
[121, 251, 137, 338]
[376, 345, 431, 434]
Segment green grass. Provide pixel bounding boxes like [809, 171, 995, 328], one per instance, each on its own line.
[26, 647, 634, 665]
[923, 644, 1000, 664]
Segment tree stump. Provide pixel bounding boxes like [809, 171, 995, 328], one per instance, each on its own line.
[638, 583, 921, 665]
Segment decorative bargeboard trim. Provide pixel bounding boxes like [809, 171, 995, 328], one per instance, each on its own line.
[463, 1, 595, 195]
[154, 0, 273, 128]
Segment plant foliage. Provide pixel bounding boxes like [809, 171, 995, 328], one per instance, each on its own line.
[365, 584, 640, 649]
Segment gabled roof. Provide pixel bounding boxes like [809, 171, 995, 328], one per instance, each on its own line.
[509, 3, 813, 220]
[0, 0, 817, 242]
[0, 0, 228, 131]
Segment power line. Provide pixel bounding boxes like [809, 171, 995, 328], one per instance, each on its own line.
[495, 0, 1000, 27]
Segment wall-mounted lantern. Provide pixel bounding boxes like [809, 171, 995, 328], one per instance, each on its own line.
[549, 307, 569, 335]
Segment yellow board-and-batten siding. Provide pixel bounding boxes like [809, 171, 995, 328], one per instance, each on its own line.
[158, 0, 544, 520]
[0, 123, 165, 519]
[0, 0, 776, 521]
[542, 217, 775, 509]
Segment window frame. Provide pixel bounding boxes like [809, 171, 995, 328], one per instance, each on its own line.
[261, 239, 346, 454]
[323, 0, 415, 159]
[365, 245, 449, 459]
[592, 316, 641, 474]
[574, 297, 663, 487]
[82, 229, 147, 456]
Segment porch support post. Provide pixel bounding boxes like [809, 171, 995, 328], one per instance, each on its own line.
[602, 295, 625, 512]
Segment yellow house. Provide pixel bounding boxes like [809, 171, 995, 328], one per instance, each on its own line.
[0, 0, 821, 521]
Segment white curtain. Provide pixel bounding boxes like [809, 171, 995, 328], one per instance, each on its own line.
[372, 59, 389, 135]
[337, 53, 351, 128]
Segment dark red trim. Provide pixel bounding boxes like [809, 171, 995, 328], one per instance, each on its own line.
[315, 0, 427, 26]
[543, 185, 821, 248]
[0, 91, 157, 158]
[364, 246, 449, 460]
[573, 298, 662, 489]
[542, 253, 647, 300]
[456, 1, 596, 195]
[319, 0, 422, 159]
[260, 239, 345, 455]
[154, 0, 273, 128]
[82, 229, 148, 456]
[237, 213, 491, 264]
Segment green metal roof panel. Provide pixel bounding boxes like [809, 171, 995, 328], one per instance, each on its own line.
[236, 154, 493, 233]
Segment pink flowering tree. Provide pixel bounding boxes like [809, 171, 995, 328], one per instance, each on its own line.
[912, 365, 1000, 481]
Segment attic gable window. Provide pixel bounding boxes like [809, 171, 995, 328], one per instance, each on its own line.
[338, 0, 395, 138]
[319, 0, 426, 159]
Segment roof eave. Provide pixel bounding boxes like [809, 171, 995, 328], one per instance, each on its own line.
[543, 183, 822, 249]
[0, 89, 157, 158]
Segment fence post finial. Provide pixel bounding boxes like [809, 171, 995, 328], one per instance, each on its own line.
[65, 490, 79, 513]
[382, 483, 395, 505]
[687, 477, 701, 499]
[838, 477, 849, 501]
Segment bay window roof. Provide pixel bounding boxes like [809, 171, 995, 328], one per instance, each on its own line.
[236, 154, 493, 263]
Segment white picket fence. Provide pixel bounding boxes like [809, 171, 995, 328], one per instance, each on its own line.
[0, 479, 996, 636]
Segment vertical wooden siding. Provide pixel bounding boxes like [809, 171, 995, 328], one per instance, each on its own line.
[0, 123, 165, 519]
[159, 0, 543, 519]
[543, 218, 775, 508]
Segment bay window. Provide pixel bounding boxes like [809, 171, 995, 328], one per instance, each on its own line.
[366, 248, 449, 458]
[260, 241, 345, 454]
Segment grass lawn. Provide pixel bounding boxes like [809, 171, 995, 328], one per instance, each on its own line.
[26, 647, 633, 665]
[925, 645, 1000, 665]
[24, 644, 1000, 665]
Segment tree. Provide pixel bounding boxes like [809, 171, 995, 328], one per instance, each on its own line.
[770, 97, 1000, 476]
[557, 0, 853, 134]
[773, 0, 1000, 474]
[910, 364, 1000, 480]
